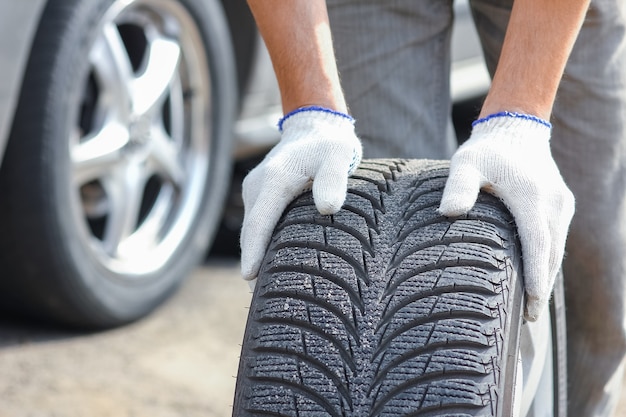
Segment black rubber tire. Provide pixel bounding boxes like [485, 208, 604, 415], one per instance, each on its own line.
[0, 0, 236, 328]
[234, 159, 566, 416]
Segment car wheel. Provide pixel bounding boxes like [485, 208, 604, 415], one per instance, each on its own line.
[234, 159, 566, 416]
[0, 0, 236, 328]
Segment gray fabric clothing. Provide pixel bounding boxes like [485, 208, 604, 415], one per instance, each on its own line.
[327, 0, 457, 159]
[549, 0, 626, 414]
[327, 0, 626, 415]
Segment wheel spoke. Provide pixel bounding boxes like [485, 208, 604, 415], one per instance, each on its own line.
[148, 125, 185, 185]
[71, 121, 129, 185]
[118, 186, 174, 257]
[90, 22, 134, 113]
[131, 37, 181, 116]
[101, 162, 147, 255]
[167, 66, 186, 144]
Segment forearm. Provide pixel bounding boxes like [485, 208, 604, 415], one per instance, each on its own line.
[481, 0, 590, 119]
[247, 0, 347, 114]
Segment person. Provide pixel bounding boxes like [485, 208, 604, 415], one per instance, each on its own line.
[239, 0, 626, 415]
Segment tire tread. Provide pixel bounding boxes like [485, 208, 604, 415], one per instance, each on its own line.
[235, 159, 523, 416]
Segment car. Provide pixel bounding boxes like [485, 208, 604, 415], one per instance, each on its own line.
[0, 0, 488, 328]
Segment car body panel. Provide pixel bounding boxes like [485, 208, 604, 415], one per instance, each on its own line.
[0, 0, 46, 164]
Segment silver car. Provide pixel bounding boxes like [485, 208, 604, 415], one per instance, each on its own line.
[0, 0, 488, 328]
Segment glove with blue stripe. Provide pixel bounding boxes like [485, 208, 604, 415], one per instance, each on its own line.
[439, 112, 575, 321]
[240, 106, 362, 284]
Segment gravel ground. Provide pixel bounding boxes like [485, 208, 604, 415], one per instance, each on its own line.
[0, 257, 624, 416]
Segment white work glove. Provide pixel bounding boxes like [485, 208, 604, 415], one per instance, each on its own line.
[438, 112, 575, 321]
[240, 107, 362, 282]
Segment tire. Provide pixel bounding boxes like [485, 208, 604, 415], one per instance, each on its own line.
[0, 0, 236, 328]
[234, 159, 566, 416]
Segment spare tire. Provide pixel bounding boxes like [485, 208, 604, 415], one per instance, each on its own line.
[234, 159, 566, 416]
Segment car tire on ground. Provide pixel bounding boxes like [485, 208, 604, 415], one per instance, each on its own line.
[0, 0, 236, 328]
[234, 159, 566, 416]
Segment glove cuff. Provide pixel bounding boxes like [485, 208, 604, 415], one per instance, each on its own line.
[470, 111, 552, 144]
[278, 106, 355, 132]
[472, 111, 551, 129]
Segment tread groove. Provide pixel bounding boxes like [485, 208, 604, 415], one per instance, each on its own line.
[276, 216, 378, 256]
[255, 317, 357, 372]
[377, 286, 498, 331]
[390, 236, 505, 269]
[384, 262, 503, 297]
[248, 376, 342, 417]
[260, 290, 361, 344]
[369, 344, 492, 396]
[252, 346, 353, 408]
[370, 370, 489, 416]
[271, 240, 370, 286]
[348, 188, 386, 213]
[376, 310, 495, 354]
[266, 264, 365, 313]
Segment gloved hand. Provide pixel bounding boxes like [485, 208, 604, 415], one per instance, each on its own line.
[240, 106, 362, 282]
[438, 112, 575, 321]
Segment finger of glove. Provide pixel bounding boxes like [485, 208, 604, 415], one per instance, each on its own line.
[526, 187, 574, 320]
[504, 192, 553, 321]
[546, 186, 575, 279]
[438, 164, 483, 216]
[312, 160, 350, 215]
[241, 165, 266, 214]
[518, 182, 575, 321]
[240, 180, 306, 281]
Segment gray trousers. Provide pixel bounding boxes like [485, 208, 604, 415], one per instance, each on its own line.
[327, 0, 626, 415]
